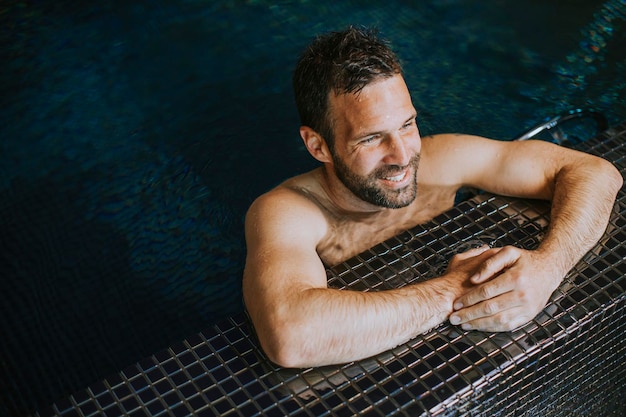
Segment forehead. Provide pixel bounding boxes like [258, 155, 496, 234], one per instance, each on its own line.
[328, 74, 415, 140]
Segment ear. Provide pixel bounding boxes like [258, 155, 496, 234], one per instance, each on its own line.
[300, 126, 332, 163]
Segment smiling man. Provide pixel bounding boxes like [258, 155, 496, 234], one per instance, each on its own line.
[242, 27, 622, 368]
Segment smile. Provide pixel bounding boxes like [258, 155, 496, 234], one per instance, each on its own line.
[384, 173, 406, 182]
[381, 169, 409, 184]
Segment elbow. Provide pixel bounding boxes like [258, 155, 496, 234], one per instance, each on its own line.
[599, 158, 623, 196]
[258, 324, 317, 369]
[609, 164, 623, 194]
[244, 290, 320, 368]
[263, 343, 308, 369]
[576, 156, 623, 198]
[253, 317, 322, 368]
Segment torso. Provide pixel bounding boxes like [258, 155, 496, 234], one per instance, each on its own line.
[280, 167, 459, 266]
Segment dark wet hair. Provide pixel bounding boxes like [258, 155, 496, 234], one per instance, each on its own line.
[292, 26, 403, 150]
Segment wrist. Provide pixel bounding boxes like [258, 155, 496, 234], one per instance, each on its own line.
[430, 275, 464, 312]
[532, 247, 569, 289]
[404, 278, 458, 331]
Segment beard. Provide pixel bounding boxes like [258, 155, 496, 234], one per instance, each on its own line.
[332, 153, 420, 209]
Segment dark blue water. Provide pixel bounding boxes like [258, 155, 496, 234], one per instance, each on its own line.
[1, 0, 625, 414]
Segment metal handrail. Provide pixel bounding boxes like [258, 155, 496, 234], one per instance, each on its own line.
[513, 108, 608, 142]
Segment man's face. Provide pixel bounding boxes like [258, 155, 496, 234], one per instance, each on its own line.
[327, 75, 422, 209]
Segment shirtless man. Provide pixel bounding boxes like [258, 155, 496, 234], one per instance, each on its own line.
[242, 27, 622, 368]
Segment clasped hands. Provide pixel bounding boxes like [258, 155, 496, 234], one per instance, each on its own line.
[444, 245, 560, 332]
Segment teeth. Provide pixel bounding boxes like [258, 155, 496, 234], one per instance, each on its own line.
[385, 173, 404, 182]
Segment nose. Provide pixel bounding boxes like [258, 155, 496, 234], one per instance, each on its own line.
[383, 133, 413, 166]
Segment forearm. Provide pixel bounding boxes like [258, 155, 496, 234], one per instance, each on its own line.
[259, 278, 457, 368]
[537, 157, 622, 283]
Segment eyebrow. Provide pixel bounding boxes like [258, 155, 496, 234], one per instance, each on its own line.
[404, 112, 418, 125]
[352, 112, 417, 142]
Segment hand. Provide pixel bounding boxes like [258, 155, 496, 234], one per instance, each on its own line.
[449, 246, 561, 331]
[439, 245, 502, 298]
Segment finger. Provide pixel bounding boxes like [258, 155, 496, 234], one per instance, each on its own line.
[453, 244, 491, 261]
[448, 247, 502, 271]
[449, 292, 523, 329]
[450, 291, 516, 323]
[455, 307, 534, 332]
[470, 246, 520, 284]
[453, 275, 516, 311]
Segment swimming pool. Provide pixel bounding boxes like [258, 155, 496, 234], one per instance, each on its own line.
[1, 0, 625, 414]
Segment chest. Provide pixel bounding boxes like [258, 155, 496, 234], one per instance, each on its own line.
[317, 185, 458, 266]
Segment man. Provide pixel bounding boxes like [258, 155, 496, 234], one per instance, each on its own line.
[242, 27, 622, 368]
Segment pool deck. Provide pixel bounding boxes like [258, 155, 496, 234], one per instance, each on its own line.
[37, 122, 626, 416]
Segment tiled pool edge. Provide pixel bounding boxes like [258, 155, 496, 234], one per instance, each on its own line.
[36, 123, 626, 416]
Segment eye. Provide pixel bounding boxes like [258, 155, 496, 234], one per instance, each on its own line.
[401, 119, 415, 130]
[360, 134, 381, 145]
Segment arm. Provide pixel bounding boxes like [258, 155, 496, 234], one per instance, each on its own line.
[243, 188, 492, 367]
[433, 136, 623, 330]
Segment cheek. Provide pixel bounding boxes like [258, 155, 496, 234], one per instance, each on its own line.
[410, 132, 422, 153]
[350, 151, 382, 175]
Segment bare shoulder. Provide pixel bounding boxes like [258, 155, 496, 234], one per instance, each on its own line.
[421, 133, 497, 156]
[422, 132, 584, 159]
[421, 133, 620, 198]
[419, 134, 495, 186]
[245, 175, 329, 250]
[422, 132, 610, 169]
[420, 133, 546, 189]
[243, 173, 331, 306]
